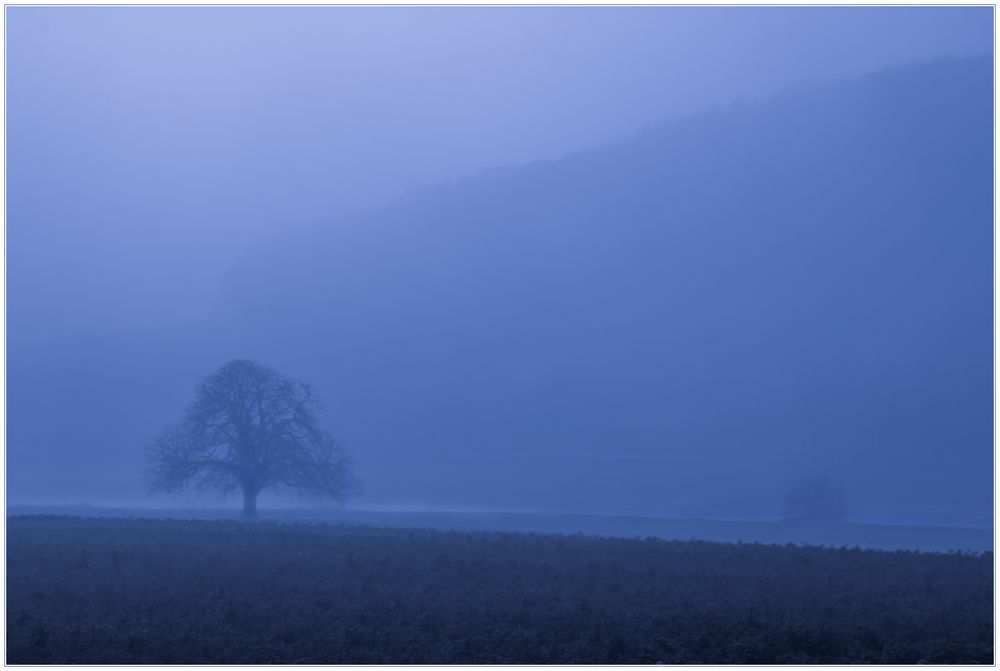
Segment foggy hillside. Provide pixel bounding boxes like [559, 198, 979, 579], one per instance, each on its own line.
[9, 56, 992, 524]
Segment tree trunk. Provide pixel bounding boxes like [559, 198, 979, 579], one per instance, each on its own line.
[241, 487, 258, 519]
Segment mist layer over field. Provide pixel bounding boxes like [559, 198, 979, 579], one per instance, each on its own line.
[7, 7, 994, 532]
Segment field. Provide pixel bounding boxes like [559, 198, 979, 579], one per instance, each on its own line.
[8, 504, 993, 553]
[6, 515, 994, 664]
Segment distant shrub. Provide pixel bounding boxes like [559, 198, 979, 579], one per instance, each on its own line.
[783, 474, 847, 522]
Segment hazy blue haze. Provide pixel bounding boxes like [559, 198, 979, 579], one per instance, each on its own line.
[6, 8, 994, 530]
[8, 6, 992, 342]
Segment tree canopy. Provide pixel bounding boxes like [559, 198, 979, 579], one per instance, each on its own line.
[147, 359, 358, 517]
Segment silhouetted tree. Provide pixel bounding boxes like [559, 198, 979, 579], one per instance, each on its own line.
[783, 474, 846, 522]
[147, 359, 358, 518]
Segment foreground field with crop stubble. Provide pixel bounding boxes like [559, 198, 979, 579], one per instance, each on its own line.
[6, 515, 993, 664]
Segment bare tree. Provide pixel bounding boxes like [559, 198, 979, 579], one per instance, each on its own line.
[147, 359, 358, 518]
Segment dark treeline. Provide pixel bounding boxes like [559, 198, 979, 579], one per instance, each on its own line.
[7, 516, 993, 664]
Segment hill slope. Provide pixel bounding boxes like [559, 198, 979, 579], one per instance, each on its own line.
[216, 56, 994, 518]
